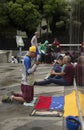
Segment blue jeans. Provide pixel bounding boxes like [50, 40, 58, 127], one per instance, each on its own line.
[36, 77, 67, 86]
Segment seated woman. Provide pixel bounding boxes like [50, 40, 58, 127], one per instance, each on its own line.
[75, 55, 84, 86]
[46, 55, 64, 79]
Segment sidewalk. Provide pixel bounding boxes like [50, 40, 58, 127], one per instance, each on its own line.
[0, 63, 83, 130]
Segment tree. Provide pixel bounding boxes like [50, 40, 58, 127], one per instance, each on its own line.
[42, 0, 69, 37]
[0, 0, 41, 37]
[64, 0, 84, 45]
[0, 0, 84, 41]
[8, 0, 42, 37]
[0, 1, 9, 27]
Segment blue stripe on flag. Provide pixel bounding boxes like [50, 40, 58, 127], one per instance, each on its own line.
[50, 96, 64, 110]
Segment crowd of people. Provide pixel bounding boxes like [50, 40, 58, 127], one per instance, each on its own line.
[2, 31, 84, 104]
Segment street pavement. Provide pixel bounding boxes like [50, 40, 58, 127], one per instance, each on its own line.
[0, 63, 83, 130]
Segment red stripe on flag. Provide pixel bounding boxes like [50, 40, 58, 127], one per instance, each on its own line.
[35, 96, 52, 110]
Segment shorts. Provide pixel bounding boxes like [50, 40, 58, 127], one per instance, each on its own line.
[21, 84, 34, 102]
[13, 84, 34, 103]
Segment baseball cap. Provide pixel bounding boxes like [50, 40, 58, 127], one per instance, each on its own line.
[29, 46, 36, 53]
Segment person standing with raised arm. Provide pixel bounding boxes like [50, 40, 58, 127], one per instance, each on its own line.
[31, 32, 41, 61]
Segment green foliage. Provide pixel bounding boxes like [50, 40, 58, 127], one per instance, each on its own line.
[6, 1, 41, 35]
[43, 0, 69, 34]
[56, 21, 65, 28]
[16, 0, 25, 4]
[0, 2, 9, 26]
[8, 2, 25, 27]
[73, 20, 81, 28]
[0, 0, 84, 38]
[23, 3, 41, 31]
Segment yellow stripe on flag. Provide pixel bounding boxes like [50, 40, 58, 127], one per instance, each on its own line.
[64, 90, 84, 117]
[64, 91, 78, 117]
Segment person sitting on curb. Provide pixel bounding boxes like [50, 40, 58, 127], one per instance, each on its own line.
[34, 56, 75, 86]
[45, 55, 64, 79]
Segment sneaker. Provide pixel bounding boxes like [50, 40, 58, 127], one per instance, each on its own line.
[34, 81, 37, 85]
[2, 95, 12, 103]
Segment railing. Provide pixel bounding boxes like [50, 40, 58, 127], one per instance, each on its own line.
[61, 44, 81, 46]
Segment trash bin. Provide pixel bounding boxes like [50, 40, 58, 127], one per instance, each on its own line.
[66, 116, 81, 130]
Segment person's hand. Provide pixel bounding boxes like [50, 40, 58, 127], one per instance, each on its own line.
[51, 70, 56, 75]
[35, 61, 40, 65]
[52, 62, 56, 66]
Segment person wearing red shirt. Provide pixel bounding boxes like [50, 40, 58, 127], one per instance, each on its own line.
[75, 55, 84, 86]
[53, 38, 62, 59]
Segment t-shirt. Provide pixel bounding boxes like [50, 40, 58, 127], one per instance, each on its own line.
[75, 64, 84, 86]
[31, 35, 38, 47]
[22, 55, 37, 85]
[31, 35, 40, 56]
[64, 63, 75, 85]
[61, 64, 66, 72]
